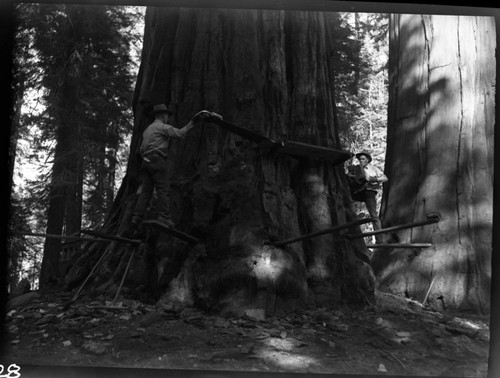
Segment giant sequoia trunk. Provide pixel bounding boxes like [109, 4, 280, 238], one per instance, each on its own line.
[372, 14, 495, 314]
[67, 7, 374, 315]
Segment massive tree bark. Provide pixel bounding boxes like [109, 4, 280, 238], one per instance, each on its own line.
[67, 7, 374, 315]
[372, 14, 495, 314]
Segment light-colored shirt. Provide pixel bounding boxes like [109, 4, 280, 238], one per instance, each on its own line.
[363, 164, 387, 191]
[140, 119, 195, 158]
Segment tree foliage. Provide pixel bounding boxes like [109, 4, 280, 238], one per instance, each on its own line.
[329, 13, 389, 237]
[335, 13, 388, 165]
[27, 3, 137, 227]
[11, 3, 142, 286]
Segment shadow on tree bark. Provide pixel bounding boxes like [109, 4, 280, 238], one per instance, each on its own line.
[373, 14, 494, 314]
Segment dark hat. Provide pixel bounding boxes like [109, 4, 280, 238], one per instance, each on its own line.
[152, 104, 173, 115]
[355, 151, 372, 163]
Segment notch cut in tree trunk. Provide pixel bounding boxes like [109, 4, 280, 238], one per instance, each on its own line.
[210, 118, 271, 144]
[211, 118, 352, 165]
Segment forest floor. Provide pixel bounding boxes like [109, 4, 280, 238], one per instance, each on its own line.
[1, 289, 491, 377]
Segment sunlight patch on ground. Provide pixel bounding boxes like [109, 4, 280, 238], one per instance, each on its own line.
[459, 320, 481, 330]
[263, 338, 295, 351]
[255, 336, 317, 371]
[256, 348, 318, 371]
[452, 317, 486, 331]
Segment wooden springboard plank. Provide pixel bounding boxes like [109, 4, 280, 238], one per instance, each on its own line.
[273, 218, 374, 247]
[210, 119, 352, 166]
[80, 229, 142, 245]
[366, 243, 432, 249]
[210, 118, 274, 144]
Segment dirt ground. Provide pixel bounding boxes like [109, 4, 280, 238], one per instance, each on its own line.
[1, 289, 491, 377]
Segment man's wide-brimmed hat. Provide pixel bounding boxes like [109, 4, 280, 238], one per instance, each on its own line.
[152, 103, 173, 115]
[355, 151, 372, 163]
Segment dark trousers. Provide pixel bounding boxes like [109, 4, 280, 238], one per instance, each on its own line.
[133, 153, 171, 221]
[364, 190, 383, 242]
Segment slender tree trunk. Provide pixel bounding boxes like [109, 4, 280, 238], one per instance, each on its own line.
[41, 57, 81, 287]
[373, 14, 495, 313]
[40, 133, 69, 287]
[105, 147, 117, 215]
[40, 5, 86, 286]
[65, 142, 83, 236]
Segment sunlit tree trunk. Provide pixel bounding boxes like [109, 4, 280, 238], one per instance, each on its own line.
[8, 81, 24, 292]
[67, 7, 375, 314]
[373, 14, 495, 314]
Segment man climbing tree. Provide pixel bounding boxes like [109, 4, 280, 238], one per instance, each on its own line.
[347, 151, 388, 243]
[129, 104, 220, 235]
